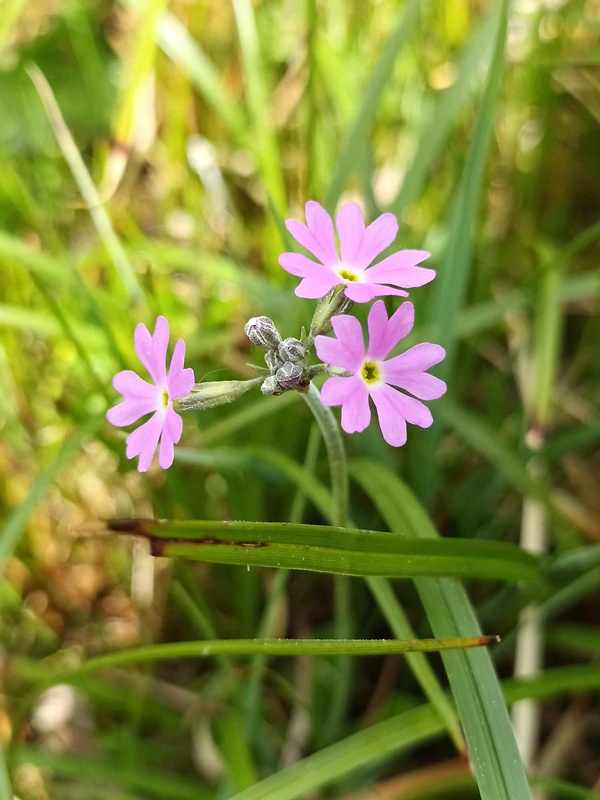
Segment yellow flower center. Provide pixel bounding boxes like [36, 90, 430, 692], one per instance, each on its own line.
[162, 389, 170, 409]
[338, 268, 358, 282]
[361, 361, 380, 384]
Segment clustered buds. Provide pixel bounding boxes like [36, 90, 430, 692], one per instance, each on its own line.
[244, 319, 310, 396]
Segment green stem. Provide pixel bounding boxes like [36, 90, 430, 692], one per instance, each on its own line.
[302, 383, 351, 744]
[302, 384, 348, 528]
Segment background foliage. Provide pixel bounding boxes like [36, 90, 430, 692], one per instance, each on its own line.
[0, 0, 599, 798]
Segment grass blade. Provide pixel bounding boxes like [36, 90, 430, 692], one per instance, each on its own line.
[429, 0, 509, 385]
[232, 0, 286, 211]
[27, 66, 144, 306]
[13, 748, 211, 800]
[325, 0, 421, 210]
[226, 664, 598, 800]
[0, 417, 102, 574]
[155, 12, 247, 141]
[107, 518, 540, 583]
[365, 575, 465, 753]
[350, 458, 533, 800]
[390, 5, 501, 217]
[43, 637, 497, 680]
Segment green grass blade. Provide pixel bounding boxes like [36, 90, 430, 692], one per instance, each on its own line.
[0, 417, 102, 574]
[438, 401, 547, 501]
[0, 232, 77, 287]
[390, 5, 501, 217]
[21, 655, 600, 800]
[226, 664, 599, 800]
[324, 0, 421, 210]
[533, 778, 600, 800]
[43, 637, 496, 679]
[548, 624, 600, 656]
[195, 392, 299, 447]
[365, 575, 465, 753]
[181, 442, 465, 753]
[176, 445, 332, 518]
[13, 748, 212, 800]
[27, 66, 144, 306]
[350, 458, 533, 800]
[112, 0, 169, 148]
[155, 12, 247, 141]
[0, 304, 60, 336]
[429, 0, 509, 385]
[232, 0, 286, 210]
[107, 518, 540, 583]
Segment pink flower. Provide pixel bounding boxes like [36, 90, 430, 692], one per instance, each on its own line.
[314, 300, 446, 447]
[107, 316, 195, 472]
[279, 201, 435, 302]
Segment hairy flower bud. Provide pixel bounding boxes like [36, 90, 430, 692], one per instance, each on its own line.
[260, 375, 283, 396]
[265, 349, 282, 373]
[278, 337, 307, 363]
[275, 361, 306, 390]
[244, 316, 281, 349]
[174, 378, 263, 412]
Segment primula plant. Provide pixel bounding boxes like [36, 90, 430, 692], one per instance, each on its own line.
[103, 201, 534, 800]
[108, 201, 446, 470]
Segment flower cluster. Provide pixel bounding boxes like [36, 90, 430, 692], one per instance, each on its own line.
[107, 201, 446, 470]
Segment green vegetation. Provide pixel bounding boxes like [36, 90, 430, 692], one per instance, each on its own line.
[1, 1, 599, 799]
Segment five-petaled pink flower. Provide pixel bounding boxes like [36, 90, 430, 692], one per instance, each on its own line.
[279, 201, 435, 302]
[315, 300, 446, 447]
[107, 316, 195, 472]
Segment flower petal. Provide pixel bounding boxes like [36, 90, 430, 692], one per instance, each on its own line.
[355, 212, 398, 266]
[167, 340, 195, 398]
[370, 385, 409, 447]
[285, 203, 339, 267]
[321, 375, 371, 434]
[320, 375, 358, 406]
[169, 367, 195, 399]
[107, 396, 157, 427]
[125, 411, 165, 472]
[315, 336, 363, 372]
[367, 301, 414, 361]
[336, 202, 365, 265]
[344, 282, 408, 303]
[305, 201, 339, 265]
[386, 371, 447, 401]
[365, 250, 435, 288]
[294, 271, 340, 299]
[384, 342, 446, 378]
[329, 314, 366, 364]
[279, 252, 325, 278]
[373, 383, 433, 437]
[158, 406, 183, 469]
[112, 370, 155, 400]
[134, 316, 169, 385]
[371, 385, 434, 446]
[340, 381, 371, 434]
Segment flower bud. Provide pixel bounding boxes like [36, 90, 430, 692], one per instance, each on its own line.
[275, 361, 306, 390]
[174, 378, 262, 412]
[308, 286, 354, 340]
[278, 337, 307, 363]
[265, 349, 282, 373]
[244, 316, 281, 349]
[260, 375, 283, 396]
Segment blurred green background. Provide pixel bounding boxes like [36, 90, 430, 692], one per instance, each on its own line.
[0, 1, 599, 798]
